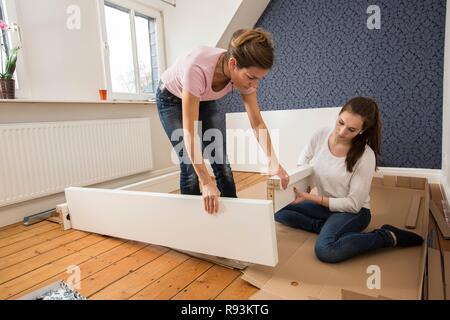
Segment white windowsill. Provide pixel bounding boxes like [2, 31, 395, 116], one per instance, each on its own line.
[0, 99, 156, 104]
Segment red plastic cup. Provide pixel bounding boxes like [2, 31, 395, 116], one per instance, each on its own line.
[99, 89, 107, 100]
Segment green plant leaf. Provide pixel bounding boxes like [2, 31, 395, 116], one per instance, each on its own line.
[4, 47, 19, 79]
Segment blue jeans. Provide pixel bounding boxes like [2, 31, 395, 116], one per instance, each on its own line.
[274, 201, 395, 263]
[156, 84, 237, 197]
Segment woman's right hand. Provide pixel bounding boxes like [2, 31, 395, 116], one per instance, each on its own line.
[201, 181, 220, 214]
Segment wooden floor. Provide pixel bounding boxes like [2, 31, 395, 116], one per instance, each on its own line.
[0, 171, 267, 300]
[1, 173, 449, 300]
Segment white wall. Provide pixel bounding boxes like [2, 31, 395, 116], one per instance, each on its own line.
[162, 0, 271, 66]
[216, 0, 270, 49]
[14, 0, 105, 100]
[162, 0, 242, 66]
[442, 0, 450, 202]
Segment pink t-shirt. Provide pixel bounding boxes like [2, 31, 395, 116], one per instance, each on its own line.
[161, 46, 255, 101]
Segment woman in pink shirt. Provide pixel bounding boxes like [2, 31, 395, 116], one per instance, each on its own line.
[157, 28, 289, 214]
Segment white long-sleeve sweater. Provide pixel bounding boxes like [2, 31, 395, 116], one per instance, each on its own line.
[297, 126, 376, 213]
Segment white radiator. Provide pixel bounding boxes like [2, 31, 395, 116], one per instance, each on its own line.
[0, 118, 153, 207]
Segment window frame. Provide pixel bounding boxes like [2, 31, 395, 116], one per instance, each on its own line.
[1, 0, 30, 99]
[98, 0, 166, 101]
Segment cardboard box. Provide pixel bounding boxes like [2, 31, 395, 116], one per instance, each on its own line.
[242, 175, 429, 300]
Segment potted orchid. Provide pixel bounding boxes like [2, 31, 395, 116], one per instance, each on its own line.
[0, 19, 20, 99]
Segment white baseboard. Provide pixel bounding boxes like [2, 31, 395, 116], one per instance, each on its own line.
[136, 166, 179, 180]
[374, 167, 442, 184]
[118, 170, 180, 193]
[1, 164, 443, 228]
[230, 165, 442, 184]
[0, 166, 180, 228]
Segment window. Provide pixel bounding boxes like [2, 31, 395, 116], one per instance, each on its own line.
[0, 0, 12, 80]
[102, 1, 163, 100]
[0, 1, 10, 53]
[0, 0, 27, 97]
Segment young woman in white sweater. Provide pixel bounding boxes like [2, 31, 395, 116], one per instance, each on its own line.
[275, 97, 423, 263]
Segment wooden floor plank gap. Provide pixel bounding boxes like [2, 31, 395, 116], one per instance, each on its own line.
[2, 237, 127, 299]
[0, 223, 61, 249]
[169, 263, 216, 300]
[0, 234, 106, 286]
[0, 230, 87, 270]
[0, 221, 52, 239]
[0, 228, 75, 258]
[211, 273, 242, 300]
[91, 249, 190, 300]
[83, 244, 155, 298]
[82, 244, 169, 298]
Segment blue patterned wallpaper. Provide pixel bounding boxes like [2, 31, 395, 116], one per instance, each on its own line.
[218, 0, 445, 169]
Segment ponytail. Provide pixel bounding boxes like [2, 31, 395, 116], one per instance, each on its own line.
[341, 97, 382, 172]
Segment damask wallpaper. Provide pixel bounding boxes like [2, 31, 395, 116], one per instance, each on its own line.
[218, 0, 445, 169]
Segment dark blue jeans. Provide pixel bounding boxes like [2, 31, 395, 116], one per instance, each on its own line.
[156, 84, 237, 197]
[274, 201, 395, 263]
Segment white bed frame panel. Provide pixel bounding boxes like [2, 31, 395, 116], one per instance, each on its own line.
[58, 165, 313, 267]
[267, 165, 313, 212]
[64, 187, 278, 266]
[226, 107, 340, 172]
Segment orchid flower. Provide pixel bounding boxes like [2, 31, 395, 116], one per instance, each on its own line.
[0, 20, 8, 31]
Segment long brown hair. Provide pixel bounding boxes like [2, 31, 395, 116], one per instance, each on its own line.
[341, 97, 382, 172]
[226, 28, 274, 69]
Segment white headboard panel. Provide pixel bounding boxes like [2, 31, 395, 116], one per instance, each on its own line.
[226, 107, 341, 172]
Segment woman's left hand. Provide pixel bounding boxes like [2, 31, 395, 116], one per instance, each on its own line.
[270, 164, 289, 190]
[291, 187, 309, 204]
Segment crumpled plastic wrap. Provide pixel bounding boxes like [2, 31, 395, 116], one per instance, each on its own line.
[36, 281, 86, 300]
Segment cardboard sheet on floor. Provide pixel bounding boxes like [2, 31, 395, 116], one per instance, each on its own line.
[427, 248, 445, 300]
[241, 223, 310, 288]
[444, 251, 450, 300]
[242, 177, 429, 300]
